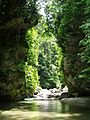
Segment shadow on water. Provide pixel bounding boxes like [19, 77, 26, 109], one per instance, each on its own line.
[0, 101, 38, 111]
[0, 100, 90, 120]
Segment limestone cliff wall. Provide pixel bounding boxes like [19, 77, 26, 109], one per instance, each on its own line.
[0, 0, 38, 101]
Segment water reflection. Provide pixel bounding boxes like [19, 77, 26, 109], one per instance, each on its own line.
[0, 100, 90, 120]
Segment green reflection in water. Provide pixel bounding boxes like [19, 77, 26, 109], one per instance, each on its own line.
[0, 100, 90, 120]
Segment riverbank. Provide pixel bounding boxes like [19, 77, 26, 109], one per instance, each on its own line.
[61, 97, 90, 108]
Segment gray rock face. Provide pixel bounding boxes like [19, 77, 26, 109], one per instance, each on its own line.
[0, 28, 26, 101]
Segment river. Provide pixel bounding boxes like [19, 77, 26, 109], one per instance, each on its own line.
[0, 100, 90, 120]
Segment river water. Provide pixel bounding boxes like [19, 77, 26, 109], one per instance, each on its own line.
[0, 100, 90, 120]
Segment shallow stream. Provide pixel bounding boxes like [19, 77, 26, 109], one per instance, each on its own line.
[0, 100, 90, 120]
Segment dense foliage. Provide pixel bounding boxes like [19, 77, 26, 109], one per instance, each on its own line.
[78, 0, 90, 87]
[0, 0, 90, 100]
[38, 35, 62, 89]
[25, 28, 39, 97]
[44, 0, 90, 95]
[25, 22, 63, 92]
[23, 0, 90, 95]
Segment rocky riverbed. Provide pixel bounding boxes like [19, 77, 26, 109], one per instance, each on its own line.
[25, 86, 68, 100]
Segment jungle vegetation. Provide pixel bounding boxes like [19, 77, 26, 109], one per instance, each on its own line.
[0, 0, 90, 100]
